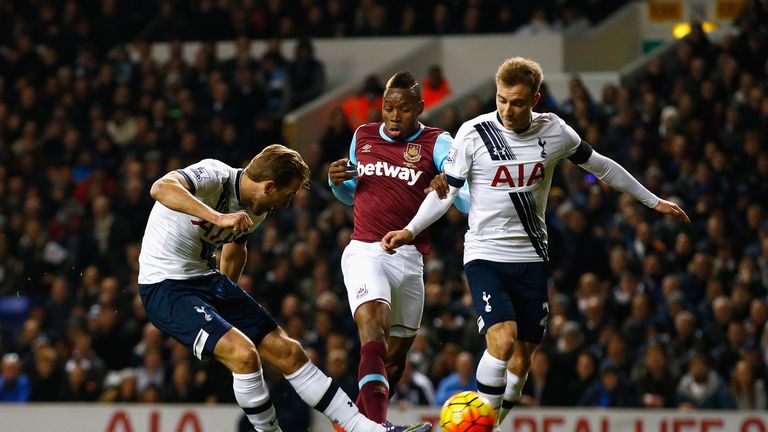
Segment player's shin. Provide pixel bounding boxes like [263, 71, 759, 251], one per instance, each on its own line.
[498, 371, 528, 423]
[232, 370, 282, 432]
[476, 350, 507, 420]
[356, 341, 389, 422]
[285, 361, 383, 432]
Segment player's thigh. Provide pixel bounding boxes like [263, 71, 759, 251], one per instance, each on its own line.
[507, 261, 550, 344]
[209, 274, 279, 348]
[139, 276, 233, 360]
[341, 241, 395, 317]
[464, 259, 516, 335]
[390, 251, 424, 338]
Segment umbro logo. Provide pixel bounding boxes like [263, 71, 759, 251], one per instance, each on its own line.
[361, 144, 372, 153]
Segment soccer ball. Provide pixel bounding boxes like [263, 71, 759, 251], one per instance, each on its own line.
[439, 390, 496, 432]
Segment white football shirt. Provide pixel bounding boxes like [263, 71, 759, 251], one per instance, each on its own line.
[138, 159, 265, 284]
[444, 111, 581, 264]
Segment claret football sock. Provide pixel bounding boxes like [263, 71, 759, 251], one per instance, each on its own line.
[356, 341, 389, 423]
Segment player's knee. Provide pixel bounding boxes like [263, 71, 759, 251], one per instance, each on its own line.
[231, 344, 261, 373]
[487, 322, 518, 359]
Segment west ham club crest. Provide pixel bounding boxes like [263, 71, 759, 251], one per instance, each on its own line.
[403, 143, 422, 163]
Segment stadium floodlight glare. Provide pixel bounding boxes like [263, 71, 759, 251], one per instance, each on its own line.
[672, 21, 719, 39]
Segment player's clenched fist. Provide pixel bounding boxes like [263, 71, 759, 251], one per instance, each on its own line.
[216, 211, 253, 232]
[328, 158, 357, 186]
[381, 229, 414, 253]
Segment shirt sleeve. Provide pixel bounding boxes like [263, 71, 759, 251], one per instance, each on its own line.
[578, 149, 660, 208]
[443, 124, 474, 187]
[453, 183, 471, 214]
[328, 130, 358, 206]
[432, 131, 453, 172]
[433, 131, 470, 214]
[559, 120, 585, 161]
[177, 159, 230, 198]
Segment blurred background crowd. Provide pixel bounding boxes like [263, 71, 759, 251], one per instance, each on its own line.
[0, 0, 767, 430]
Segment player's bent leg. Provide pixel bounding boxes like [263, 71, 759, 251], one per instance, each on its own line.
[498, 340, 538, 424]
[485, 321, 518, 360]
[255, 326, 308, 374]
[475, 321, 518, 424]
[353, 300, 392, 423]
[214, 327, 262, 373]
[256, 327, 394, 432]
[384, 335, 415, 392]
[214, 328, 281, 432]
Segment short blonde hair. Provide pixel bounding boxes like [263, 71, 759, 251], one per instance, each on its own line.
[245, 144, 310, 189]
[496, 57, 544, 95]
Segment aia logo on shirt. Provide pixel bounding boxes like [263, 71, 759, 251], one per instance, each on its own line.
[491, 162, 546, 187]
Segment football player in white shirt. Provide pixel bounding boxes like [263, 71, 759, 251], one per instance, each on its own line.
[382, 58, 689, 427]
[138, 144, 431, 432]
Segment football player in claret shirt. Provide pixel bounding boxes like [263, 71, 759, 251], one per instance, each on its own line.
[138, 144, 431, 432]
[382, 58, 690, 429]
[329, 71, 469, 424]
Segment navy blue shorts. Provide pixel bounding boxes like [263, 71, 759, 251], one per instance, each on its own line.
[463, 260, 550, 343]
[139, 273, 278, 360]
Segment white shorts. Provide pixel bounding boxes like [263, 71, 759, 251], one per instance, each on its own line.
[341, 240, 424, 338]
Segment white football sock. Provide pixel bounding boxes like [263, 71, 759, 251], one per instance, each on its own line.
[498, 371, 527, 424]
[476, 350, 508, 419]
[232, 371, 281, 431]
[285, 361, 384, 432]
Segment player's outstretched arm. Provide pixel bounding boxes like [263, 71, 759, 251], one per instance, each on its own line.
[381, 186, 459, 252]
[150, 171, 254, 231]
[577, 150, 690, 224]
[425, 173, 469, 214]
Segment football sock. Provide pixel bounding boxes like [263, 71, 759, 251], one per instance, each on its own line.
[232, 370, 281, 431]
[286, 361, 384, 432]
[498, 371, 528, 424]
[476, 350, 507, 419]
[356, 341, 389, 423]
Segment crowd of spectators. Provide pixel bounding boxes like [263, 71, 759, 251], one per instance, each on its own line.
[0, 3, 767, 432]
[0, 0, 628, 42]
